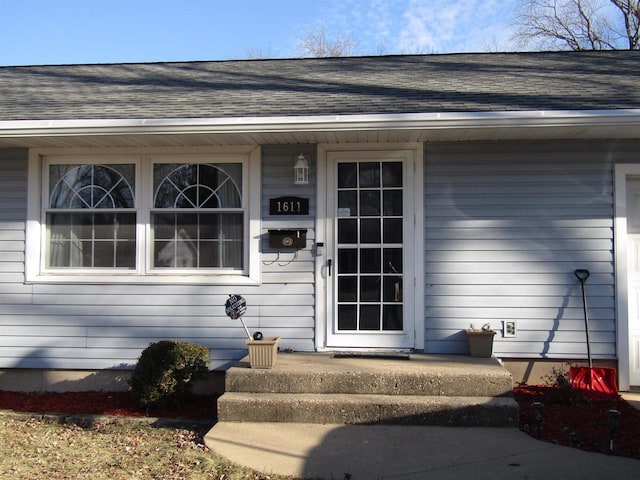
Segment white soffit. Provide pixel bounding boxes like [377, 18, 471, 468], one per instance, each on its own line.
[0, 109, 639, 148]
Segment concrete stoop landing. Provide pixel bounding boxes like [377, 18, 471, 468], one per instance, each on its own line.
[217, 352, 519, 427]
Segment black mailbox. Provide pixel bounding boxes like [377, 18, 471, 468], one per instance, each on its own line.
[268, 229, 307, 249]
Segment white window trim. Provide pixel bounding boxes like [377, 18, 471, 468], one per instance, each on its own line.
[26, 146, 262, 285]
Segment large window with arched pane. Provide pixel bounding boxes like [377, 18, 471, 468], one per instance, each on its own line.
[151, 163, 243, 269]
[47, 164, 137, 268]
[38, 152, 255, 280]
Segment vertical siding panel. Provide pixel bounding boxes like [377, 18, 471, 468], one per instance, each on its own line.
[424, 141, 615, 358]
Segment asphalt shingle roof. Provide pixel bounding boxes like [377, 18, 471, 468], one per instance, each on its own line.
[0, 51, 638, 122]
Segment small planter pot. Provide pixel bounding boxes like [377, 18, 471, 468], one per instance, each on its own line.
[465, 329, 496, 358]
[245, 337, 280, 369]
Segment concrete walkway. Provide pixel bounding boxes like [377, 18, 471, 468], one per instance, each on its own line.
[205, 422, 639, 479]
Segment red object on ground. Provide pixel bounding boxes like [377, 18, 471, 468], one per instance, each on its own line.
[569, 366, 618, 395]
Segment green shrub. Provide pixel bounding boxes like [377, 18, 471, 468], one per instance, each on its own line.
[129, 340, 210, 408]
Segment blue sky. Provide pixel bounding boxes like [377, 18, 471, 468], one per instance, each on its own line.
[0, 0, 519, 66]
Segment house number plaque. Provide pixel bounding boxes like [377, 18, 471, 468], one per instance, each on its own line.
[269, 196, 309, 215]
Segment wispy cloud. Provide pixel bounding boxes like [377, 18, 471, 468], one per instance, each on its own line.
[397, 0, 517, 53]
[322, 0, 517, 55]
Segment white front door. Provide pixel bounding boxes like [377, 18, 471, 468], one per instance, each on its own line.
[324, 149, 416, 349]
[625, 178, 640, 387]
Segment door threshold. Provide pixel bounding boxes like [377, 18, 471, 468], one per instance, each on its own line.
[331, 351, 411, 360]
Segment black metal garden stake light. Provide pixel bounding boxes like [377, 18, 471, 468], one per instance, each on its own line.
[531, 402, 544, 436]
[607, 409, 621, 453]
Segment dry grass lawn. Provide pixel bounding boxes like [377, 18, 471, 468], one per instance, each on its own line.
[0, 415, 290, 480]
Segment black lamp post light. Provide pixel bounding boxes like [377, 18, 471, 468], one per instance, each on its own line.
[607, 409, 621, 454]
[530, 402, 544, 436]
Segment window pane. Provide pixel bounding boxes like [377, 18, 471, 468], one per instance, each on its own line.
[46, 212, 136, 269]
[154, 163, 242, 209]
[152, 212, 243, 269]
[176, 213, 198, 241]
[115, 241, 136, 268]
[49, 164, 135, 209]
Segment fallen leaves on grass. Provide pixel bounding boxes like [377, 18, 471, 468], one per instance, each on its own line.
[0, 416, 279, 480]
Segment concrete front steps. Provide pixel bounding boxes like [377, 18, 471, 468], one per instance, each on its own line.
[217, 352, 519, 427]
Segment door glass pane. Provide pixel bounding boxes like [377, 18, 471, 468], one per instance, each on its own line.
[338, 248, 358, 273]
[383, 218, 403, 243]
[338, 219, 358, 243]
[383, 305, 403, 330]
[383, 249, 403, 273]
[338, 277, 357, 302]
[360, 276, 381, 302]
[360, 248, 381, 273]
[334, 160, 404, 337]
[382, 162, 402, 187]
[627, 179, 640, 233]
[360, 305, 380, 330]
[360, 219, 381, 243]
[383, 190, 402, 216]
[338, 191, 357, 215]
[359, 190, 380, 216]
[383, 276, 402, 302]
[359, 162, 380, 188]
[338, 305, 357, 330]
[338, 163, 357, 188]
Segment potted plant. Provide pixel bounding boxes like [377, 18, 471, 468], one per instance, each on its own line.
[246, 332, 280, 369]
[465, 324, 496, 358]
[225, 294, 280, 369]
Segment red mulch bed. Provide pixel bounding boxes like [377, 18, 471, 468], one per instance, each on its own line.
[514, 385, 640, 459]
[0, 390, 218, 421]
[1, 387, 639, 459]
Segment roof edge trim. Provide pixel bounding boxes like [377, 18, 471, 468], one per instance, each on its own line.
[1, 110, 640, 137]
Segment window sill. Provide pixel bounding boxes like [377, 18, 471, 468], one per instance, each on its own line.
[25, 273, 261, 286]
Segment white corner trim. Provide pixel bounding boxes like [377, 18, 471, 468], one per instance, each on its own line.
[614, 164, 640, 392]
[2, 109, 640, 138]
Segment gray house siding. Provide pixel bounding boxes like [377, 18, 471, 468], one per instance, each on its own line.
[0, 145, 316, 371]
[424, 141, 616, 358]
[0, 138, 631, 369]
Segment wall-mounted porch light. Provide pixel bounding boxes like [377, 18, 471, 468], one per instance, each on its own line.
[293, 153, 310, 185]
